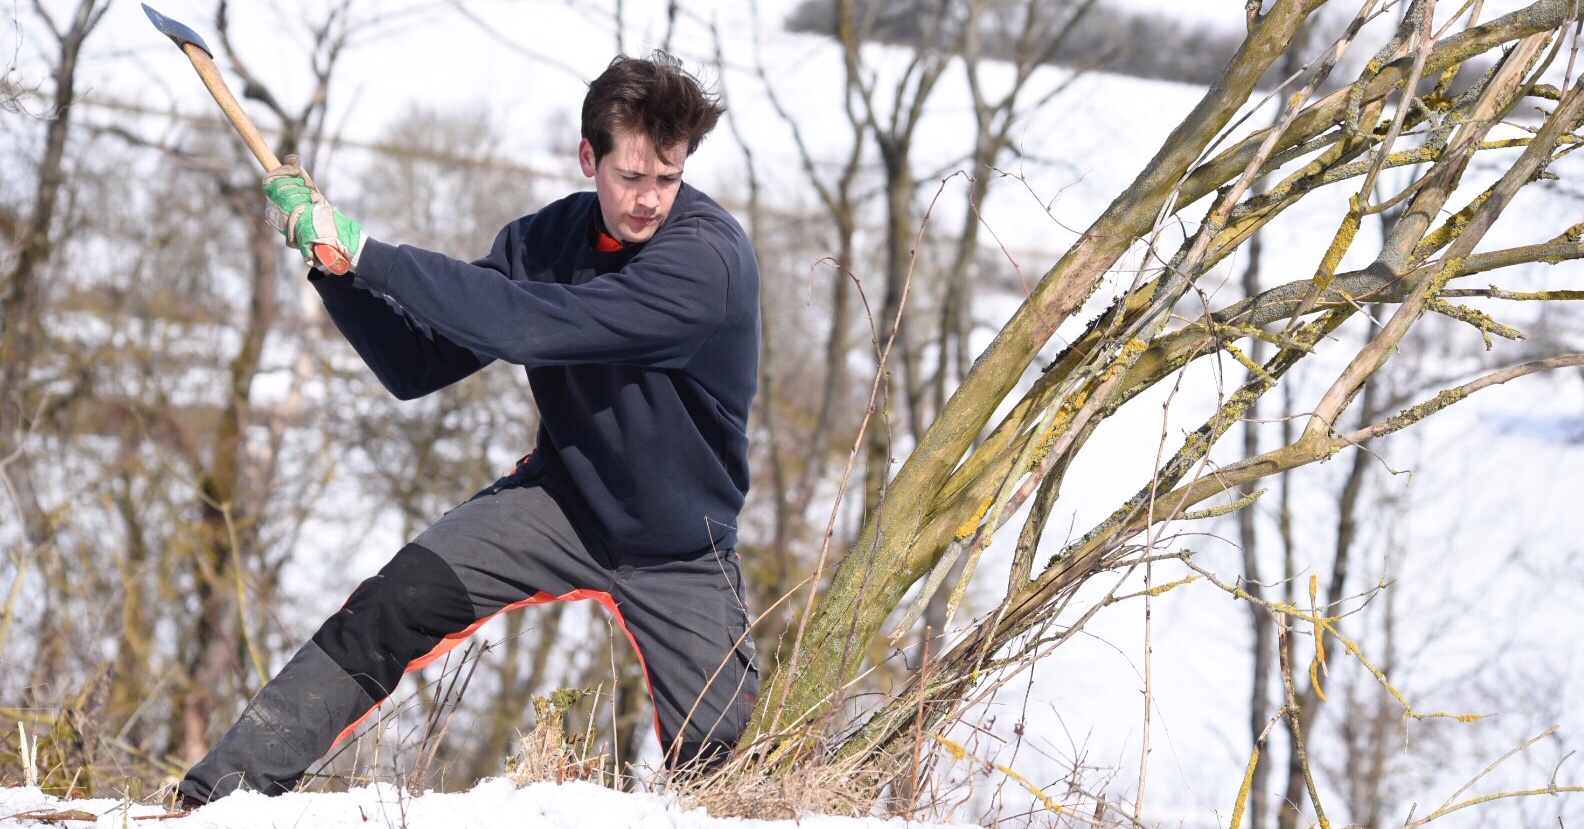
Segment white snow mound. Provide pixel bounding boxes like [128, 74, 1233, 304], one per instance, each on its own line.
[0, 779, 974, 828]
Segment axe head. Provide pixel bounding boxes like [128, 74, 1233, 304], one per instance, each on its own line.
[142, 4, 213, 58]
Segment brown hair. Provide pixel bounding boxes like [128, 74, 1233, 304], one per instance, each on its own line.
[581, 51, 725, 167]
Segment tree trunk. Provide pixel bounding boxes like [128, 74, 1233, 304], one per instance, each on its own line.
[1239, 231, 1274, 829]
[0, 0, 109, 547]
[179, 184, 280, 763]
[746, 0, 1327, 751]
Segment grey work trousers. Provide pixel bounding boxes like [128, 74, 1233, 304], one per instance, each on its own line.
[180, 469, 759, 802]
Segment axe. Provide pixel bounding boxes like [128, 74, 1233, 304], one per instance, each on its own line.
[142, 3, 351, 275]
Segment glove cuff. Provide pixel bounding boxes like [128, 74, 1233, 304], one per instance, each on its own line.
[349, 230, 368, 272]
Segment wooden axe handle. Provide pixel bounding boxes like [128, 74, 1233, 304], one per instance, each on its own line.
[179, 43, 279, 171]
[179, 44, 350, 275]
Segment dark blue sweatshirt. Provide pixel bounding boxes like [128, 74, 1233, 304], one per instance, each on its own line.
[311, 184, 760, 556]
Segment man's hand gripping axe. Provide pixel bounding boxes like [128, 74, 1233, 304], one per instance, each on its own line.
[141, 4, 352, 275]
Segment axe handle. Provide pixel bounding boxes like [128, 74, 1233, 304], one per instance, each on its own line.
[180, 43, 280, 170]
[179, 43, 350, 275]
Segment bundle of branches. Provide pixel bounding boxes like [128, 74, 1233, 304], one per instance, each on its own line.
[740, 0, 1584, 802]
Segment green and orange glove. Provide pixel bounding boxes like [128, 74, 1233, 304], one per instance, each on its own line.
[262, 155, 365, 274]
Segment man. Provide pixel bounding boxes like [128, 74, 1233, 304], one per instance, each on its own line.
[178, 52, 761, 804]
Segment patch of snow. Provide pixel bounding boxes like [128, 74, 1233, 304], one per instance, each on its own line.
[0, 779, 974, 829]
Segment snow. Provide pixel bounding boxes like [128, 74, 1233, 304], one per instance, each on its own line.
[0, 779, 970, 829]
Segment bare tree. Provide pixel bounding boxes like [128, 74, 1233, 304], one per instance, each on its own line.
[914, 0, 1101, 656]
[745, 10, 1584, 825]
[827, 0, 959, 513]
[1235, 21, 1315, 829]
[0, 0, 110, 564]
[0, 0, 113, 789]
[731, 0, 874, 652]
[930, 0, 1099, 416]
[0, 0, 365, 788]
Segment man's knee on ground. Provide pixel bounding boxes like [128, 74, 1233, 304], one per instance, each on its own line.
[311, 543, 478, 700]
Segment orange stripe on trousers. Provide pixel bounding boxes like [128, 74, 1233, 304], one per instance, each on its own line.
[329, 588, 662, 753]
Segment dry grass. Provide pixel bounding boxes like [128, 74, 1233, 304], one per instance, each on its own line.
[502, 686, 928, 820]
[678, 759, 885, 821]
[504, 689, 609, 787]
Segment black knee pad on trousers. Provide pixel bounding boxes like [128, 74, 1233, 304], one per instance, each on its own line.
[311, 543, 478, 701]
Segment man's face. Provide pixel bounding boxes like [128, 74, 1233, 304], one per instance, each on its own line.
[579, 128, 686, 245]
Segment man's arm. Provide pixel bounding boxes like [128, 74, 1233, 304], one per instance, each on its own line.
[353, 221, 733, 370]
[262, 156, 492, 399]
[260, 157, 732, 375]
[311, 275, 491, 400]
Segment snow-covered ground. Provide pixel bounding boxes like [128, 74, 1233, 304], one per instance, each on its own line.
[0, 780, 968, 829]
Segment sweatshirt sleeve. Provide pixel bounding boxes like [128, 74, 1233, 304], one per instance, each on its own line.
[353, 219, 730, 369]
[311, 273, 491, 400]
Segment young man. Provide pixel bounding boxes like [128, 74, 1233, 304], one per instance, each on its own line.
[179, 52, 761, 804]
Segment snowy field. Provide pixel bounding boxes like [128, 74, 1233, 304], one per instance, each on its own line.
[0, 780, 969, 829]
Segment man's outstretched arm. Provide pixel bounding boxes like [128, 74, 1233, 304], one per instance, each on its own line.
[264, 156, 491, 399]
[354, 222, 735, 371]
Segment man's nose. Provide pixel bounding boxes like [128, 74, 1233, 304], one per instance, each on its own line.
[635, 185, 659, 209]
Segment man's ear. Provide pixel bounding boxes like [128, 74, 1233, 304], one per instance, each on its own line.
[578, 139, 597, 178]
